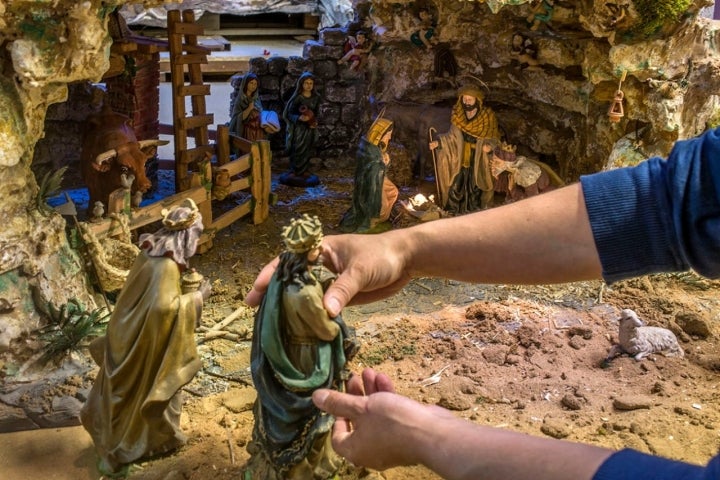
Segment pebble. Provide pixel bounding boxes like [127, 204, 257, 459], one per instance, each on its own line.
[613, 395, 653, 411]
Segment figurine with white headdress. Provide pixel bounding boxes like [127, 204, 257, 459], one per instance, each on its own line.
[246, 214, 359, 479]
[80, 199, 210, 475]
[338, 110, 399, 233]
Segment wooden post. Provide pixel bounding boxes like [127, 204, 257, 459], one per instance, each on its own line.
[216, 124, 230, 165]
[251, 140, 271, 225]
[167, 10, 187, 193]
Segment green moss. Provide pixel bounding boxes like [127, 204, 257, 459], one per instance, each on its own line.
[631, 0, 693, 38]
[706, 108, 720, 130]
[0, 77, 26, 137]
[0, 269, 37, 319]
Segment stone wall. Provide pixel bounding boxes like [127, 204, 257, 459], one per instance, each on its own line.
[231, 28, 373, 169]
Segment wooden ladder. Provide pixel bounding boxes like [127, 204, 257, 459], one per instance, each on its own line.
[167, 9, 215, 194]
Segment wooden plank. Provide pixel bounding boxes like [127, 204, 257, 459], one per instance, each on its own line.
[229, 176, 251, 192]
[209, 35, 231, 51]
[178, 84, 211, 96]
[229, 134, 252, 154]
[223, 154, 251, 177]
[179, 145, 215, 165]
[211, 202, 252, 231]
[202, 28, 315, 36]
[172, 22, 204, 36]
[86, 186, 208, 237]
[129, 187, 209, 230]
[173, 53, 208, 65]
[183, 44, 212, 55]
[110, 42, 137, 54]
[159, 59, 248, 74]
[179, 114, 214, 130]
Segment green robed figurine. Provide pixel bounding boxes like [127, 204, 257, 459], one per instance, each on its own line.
[246, 214, 359, 479]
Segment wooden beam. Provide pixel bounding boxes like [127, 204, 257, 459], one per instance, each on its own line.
[85, 185, 209, 237]
[179, 114, 214, 130]
[211, 202, 252, 231]
[172, 53, 208, 65]
[178, 84, 211, 96]
[179, 145, 215, 165]
[229, 176, 251, 192]
[223, 154, 251, 177]
[172, 22, 204, 36]
[229, 134, 252, 154]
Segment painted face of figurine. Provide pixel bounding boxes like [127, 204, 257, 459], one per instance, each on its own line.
[245, 78, 258, 95]
[302, 78, 314, 96]
[307, 246, 322, 263]
[380, 129, 393, 149]
[512, 34, 523, 49]
[462, 95, 479, 111]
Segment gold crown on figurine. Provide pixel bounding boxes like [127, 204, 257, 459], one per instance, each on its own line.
[367, 107, 394, 146]
[282, 214, 324, 253]
[161, 198, 200, 231]
[499, 141, 517, 153]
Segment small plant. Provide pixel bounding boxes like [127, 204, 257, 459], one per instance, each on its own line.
[36, 165, 68, 216]
[36, 298, 109, 365]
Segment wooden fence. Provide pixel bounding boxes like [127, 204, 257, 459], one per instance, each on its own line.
[86, 125, 271, 253]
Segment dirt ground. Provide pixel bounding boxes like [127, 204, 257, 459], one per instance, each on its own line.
[5, 160, 720, 479]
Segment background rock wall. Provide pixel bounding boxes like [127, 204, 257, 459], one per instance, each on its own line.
[0, 0, 167, 382]
[352, 0, 720, 180]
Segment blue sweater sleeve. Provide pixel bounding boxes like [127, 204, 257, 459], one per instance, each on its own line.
[580, 128, 720, 283]
[593, 449, 720, 480]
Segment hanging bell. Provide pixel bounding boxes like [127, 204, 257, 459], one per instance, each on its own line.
[608, 90, 624, 123]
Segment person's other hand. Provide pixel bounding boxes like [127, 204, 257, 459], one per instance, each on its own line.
[313, 368, 454, 471]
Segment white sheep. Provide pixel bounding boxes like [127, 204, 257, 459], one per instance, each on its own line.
[607, 309, 684, 361]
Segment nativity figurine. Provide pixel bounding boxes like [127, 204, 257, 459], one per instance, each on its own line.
[80, 198, 210, 475]
[246, 214, 359, 479]
[429, 84, 501, 214]
[337, 30, 372, 71]
[280, 72, 322, 187]
[491, 142, 556, 202]
[410, 6, 458, 87]
[229, 73, 280, 144]
[338, 113, 398, 233]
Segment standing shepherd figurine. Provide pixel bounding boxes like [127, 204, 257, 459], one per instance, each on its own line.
[281, 72, 322, 187]
[80, 199, 210, 475]
[246, 214, 359, 479]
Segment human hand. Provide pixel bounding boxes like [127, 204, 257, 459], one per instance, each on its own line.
[429, 140, 438, 150]
[245, 233, 411, 317]
[312, 368, 454, 471]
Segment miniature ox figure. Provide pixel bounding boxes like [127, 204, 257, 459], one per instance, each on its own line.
[81, 105, 167, 212]
[607, 309, 684, 361]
